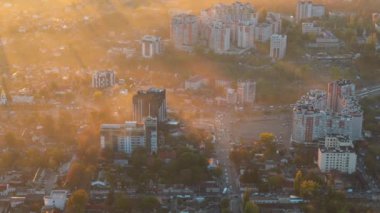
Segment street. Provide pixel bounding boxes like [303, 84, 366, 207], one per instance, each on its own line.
[214, 111, 241, 212]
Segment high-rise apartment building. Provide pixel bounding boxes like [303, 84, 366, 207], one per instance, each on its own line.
[292, 105, 326, 143]
[200, 2, 257, 52]
[92, 70, 115, 89]
[171, 14, 199, 51]
[237, 80, 256, 105]
[327, 79, 355, 113]
[100, 118, 158, 155]
[266, 12, 282, 34]
[318, 135, 357, 174]
[270, 34, 287, 60]
[296, 1, 313, 22]
[145, 117, 158, 154]
[237, 22, 255, 49]
[254, 23, 273, 43]
[208, 21, 231, 54]
[296, 1, 325, 22]
[292, 80, 363, 144]
[142, 35, 162, 58]
[226, 88, 238, 105]
[133, 88, 167, 123]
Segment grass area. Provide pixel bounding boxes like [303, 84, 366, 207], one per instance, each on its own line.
[361, 96, 380, 135]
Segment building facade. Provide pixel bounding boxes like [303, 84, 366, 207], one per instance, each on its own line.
[236, 22, 255, 49]
[267, 12, 282, 34]
[318, 135, 357, 174]
[237, 80, 256, 105]
[270, 34, 287, 60]
[254, 23, 273, 43]
[92, 70, 116, 89]
[171, 14, 199, 51]
[142, 35, 162, 58]
[292, 80, 363, 144]
[292, 105, 326, 143]
[327, 79, 356, 113]
[208, 21, 231, 54]
[296, 1, 325, 22]
[133, 88, 167, 123]
[43, 190, 68, 211]
[100, 118, 158, 155]
[302, 22, 321, 34]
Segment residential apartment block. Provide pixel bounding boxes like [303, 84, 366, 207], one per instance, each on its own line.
[296, 1, 325, 22]
[292, 80, 363, 144]
[171, 13, 199, 51]
[92, 70, 116, 89]
[173, 2, 282, 54]
[302, 22, 321, 34]
[142, 35, 162, 58]
[100, 117, 158, 155]
[318, 135, 357, 174]
[133, 88, 167, 123]
[208, 21, 231, 54]
[237, 80, 256, 105]
[270, 34, 287, 60]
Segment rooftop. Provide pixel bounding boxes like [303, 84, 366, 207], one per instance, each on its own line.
[142, 35, 160, 42]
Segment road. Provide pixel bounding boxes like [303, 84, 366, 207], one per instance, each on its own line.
[357, 85, 380, 99]
[214, 111, 241, 213]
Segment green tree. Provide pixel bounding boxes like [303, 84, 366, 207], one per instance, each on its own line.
[294, 170, 303, 195]
[220, 198, 230, 212]
[244, 201, 259, 213]
[268, 175, 285, 190]
[114, 194, 134, 212]
[138, 196, 160, 213]
[67, 189, 89, 213]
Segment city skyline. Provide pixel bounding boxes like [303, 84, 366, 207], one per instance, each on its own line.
[0, 0, 379, 212]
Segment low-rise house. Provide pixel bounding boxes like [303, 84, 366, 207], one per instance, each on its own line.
[184, 76, 208, 90]
[43, 190, 68, 211]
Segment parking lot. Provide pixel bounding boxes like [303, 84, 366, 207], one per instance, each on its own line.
[231, 113, 292, 148]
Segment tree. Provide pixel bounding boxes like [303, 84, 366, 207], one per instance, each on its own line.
[66, 162, 92, 189]
[243, 191, 251, 207]
[211, 167, 223, 178]
[4, 132, 17, 149]
[67, 189, 89, 213]
[268, 175, 285, 190]
[244, 201, 259, 213]
[259, 132, 276, 158]
[220, 198, 230, 212]
[240, 169, 260, 184]
[294, 170, 303, 195]
[138, 196, 160, 213]
[330, 66, 341, 80]
[259, 132, 275, 143]
[93, 90, 103, 101]
[114, 194, 134, 212]
[300, 180, 320, 199]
